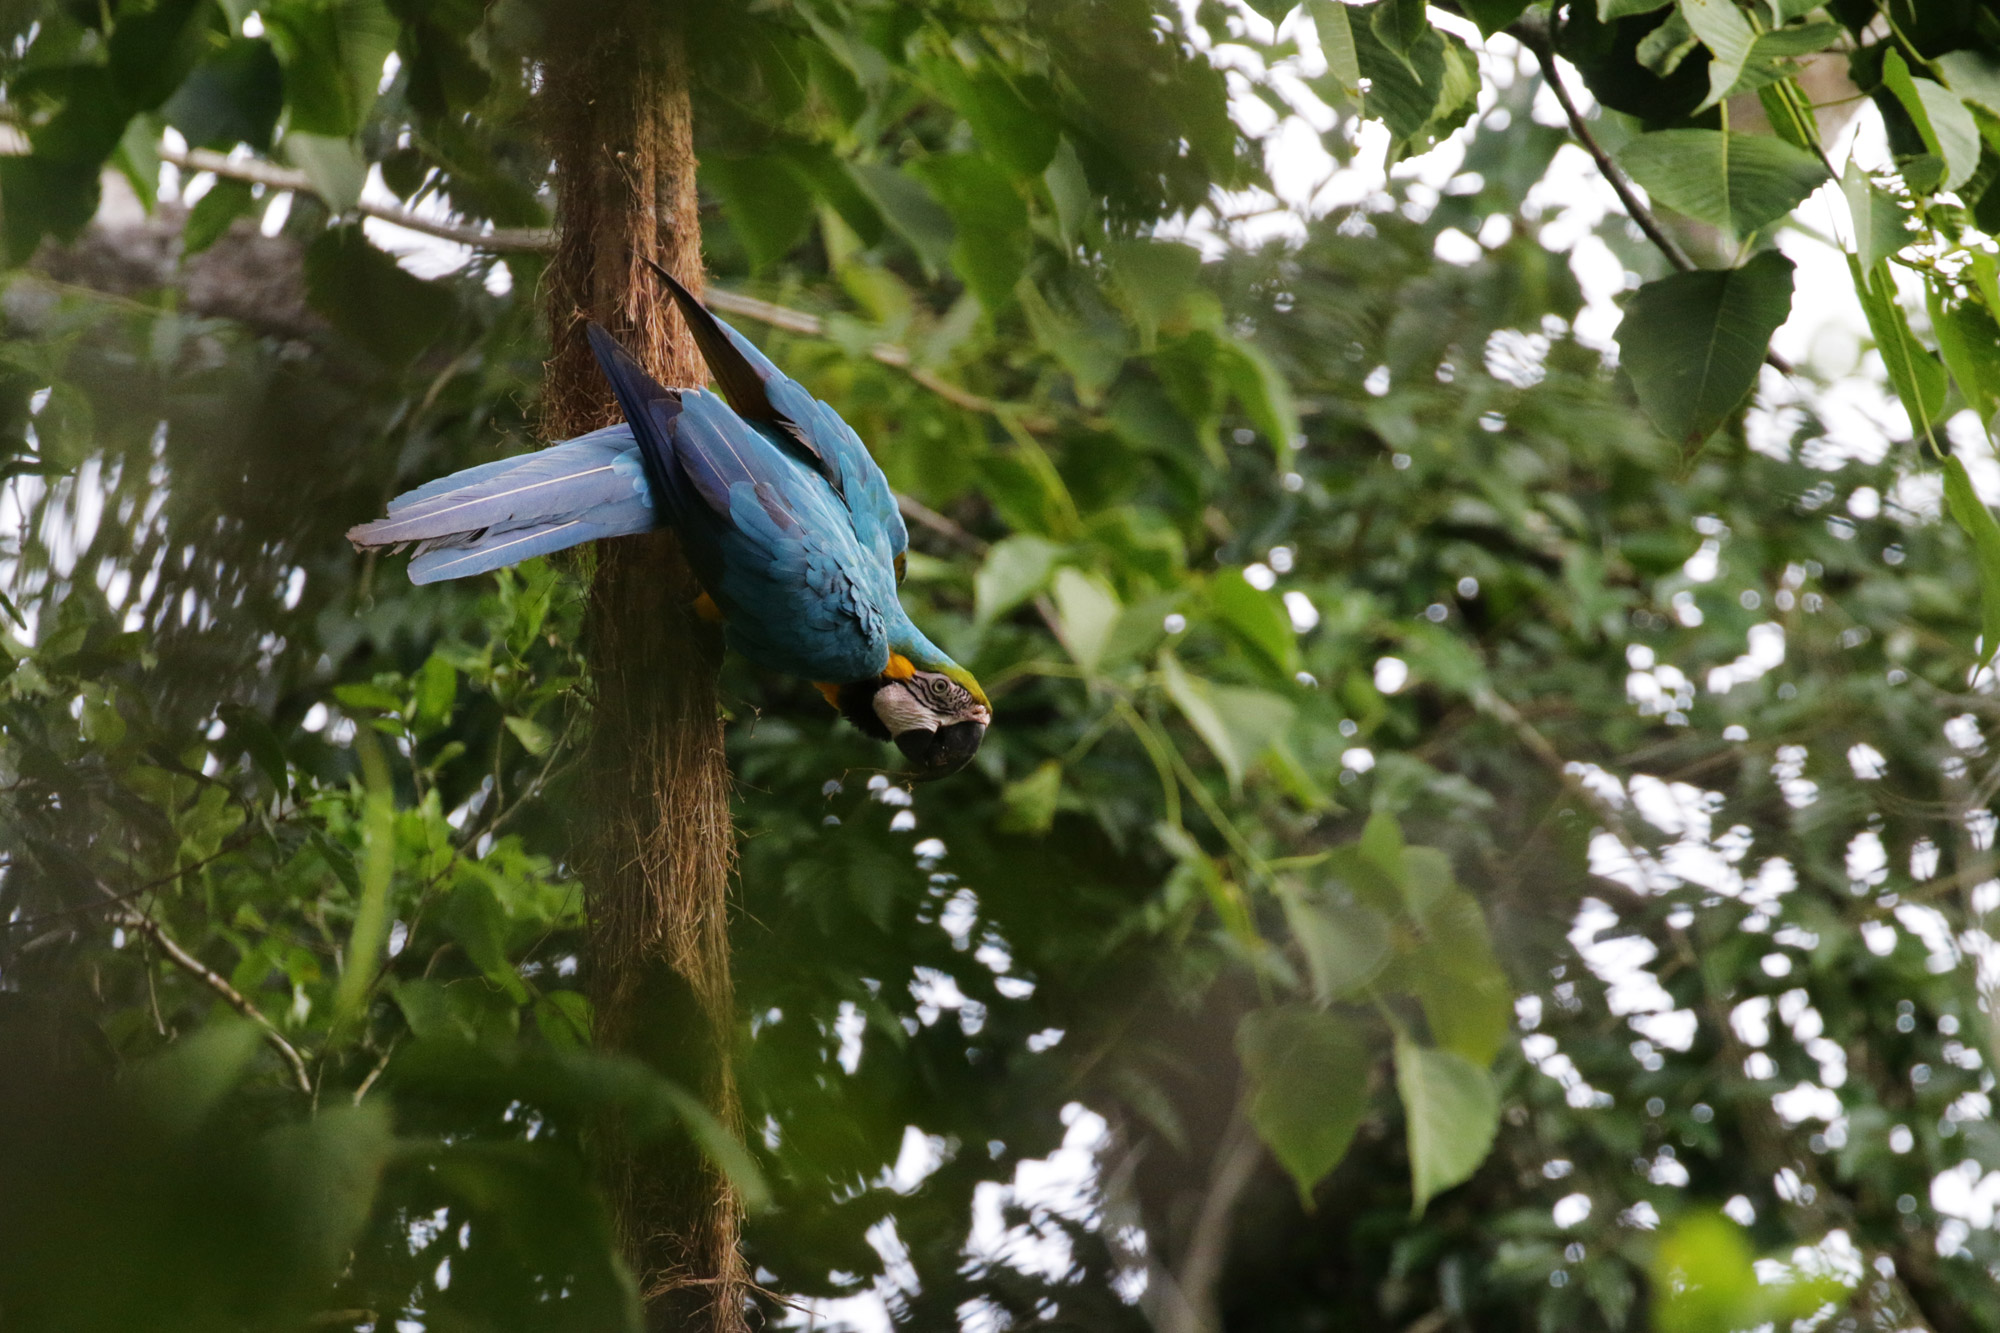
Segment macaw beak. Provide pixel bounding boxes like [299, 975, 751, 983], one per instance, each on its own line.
[895, 718, 988, 781]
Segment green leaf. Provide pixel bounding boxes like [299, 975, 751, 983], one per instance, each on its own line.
[910, 153, 1030, 312]
[1651, 1213, 1846, 1333]
[928, 59, 1059, 177]
[286, 132, 367, 215]
[1216, 333, 1302, 461]
[1939, 50, 2000, 120]
[1615, 130, 1828, 234]
[974, 534, 1064, 625]
[1458, 0, 1531, 37]
[1849, 254, 1947, 432]
[1237, 1006, 1371, 1205]
[1308, 0, 1362, 97]
[1371, 0, 1429, 61]
[1943, 456, 2000, 668]
[1349, 18, 1477, 155]
[999, 759, 1062, 835]
[504, 715, 553, 756]
[0, 156, 100, 262]
[1395, 1036, 1500, 1215]
[161, 39, 285, 151]
[1931, 282, 2000, 425]
[332, 732, 396, 1029]
[1409, 888, 1511, 1064]
[850, 163, 956, 276]
[128, 1021, 265, 1136]
[185, 177, 257, 255]
[413, 655, 458, 730]
[1600, 0, 1670, 16]
[1161, 651, 1245, 790]
[1618, 250, 1794, 444]
[1052, 567, 1121, 673]
[704, 154, 814, 271]
[107, 0, 212, 111]
[256, 1103, 395, 1281]
[265, 0, 398, 138]
[1358, 810, 1408, 892]
[1636, 8, 1699, 77]
[446, 880, 527, 1000]
[1842, 162, 1909, 270]
[1211, 567, 1299, 674]
[1678, 0, 1755, 111]
[303, 226, 455, 365]
[1280, 884, 1392, 1001]
[1882, 48, 1981, 192]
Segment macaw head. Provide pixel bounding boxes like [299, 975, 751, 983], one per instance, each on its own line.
[825, 650, 990, 782]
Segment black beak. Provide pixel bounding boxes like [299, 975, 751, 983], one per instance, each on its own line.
[894, 720, 988, 781]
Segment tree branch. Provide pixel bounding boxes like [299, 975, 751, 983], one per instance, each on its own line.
[112, 904, 315, 1096]
[158, 144, 1054, 429]
[1511, 20, 1798, 377]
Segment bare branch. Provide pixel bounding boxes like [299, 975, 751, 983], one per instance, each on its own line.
[112, 903, 314, 1096]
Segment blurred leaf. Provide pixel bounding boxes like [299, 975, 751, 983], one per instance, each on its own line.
[706, 154, 815, 271]
[286, 132, 367, 215]
[1930, 281, 2000, 425]
[254, 1103, 394, 1282]
[1651, 1213, 1845, 1333]
[1238, 1006, 1371, 1205]
[303, 225, 455, 364]
[1619, 250, 1794, 444]
[1616, 130, 1827, 233]
[1943, 456, 2000, 668]
[1308, 0, 1361, 97]
[1395, 1036, 1499, 1215]
[1280, 885, 1392, 1002]
[974, 534, 1063, 626]
[265, 0, 398, 137]
[1211, 567, 1299, 674]
[1161, 651, 1245, 790]
[1408, 888, 1510, 1064]
[999, 759, 1062, 835]
[0, 156, 99, 262]
[127, 1021, 265, 1135]
[850, 162, 955, 276]
[1052, 567, 1121, 673]
[160, 38, 284, 150]
[910, 153, 1029, 312]
[928, 59, 1059, 177]
[184, 177, 257, 255]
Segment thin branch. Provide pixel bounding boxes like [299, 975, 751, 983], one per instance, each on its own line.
[157, 145, 1053, 429]
[113, 904, 314, 1096]
[1160, 1101, 1265, 1333]
[1511, 20, 1798, 377]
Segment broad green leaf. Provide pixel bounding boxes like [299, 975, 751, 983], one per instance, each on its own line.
[1237, 1006, 1371, 1205]
[1616, 130, 1827, 234]
[1600, 0, 1670, 16]
[1161, 651, 1244, 789]
[1349, 18, 1477, 155]
[1679, 0, 1755, 111]
[1395, 1036, 1500, 1215]
[1651, 1214, 1847, 1333]
[850, 162, 955, 276]
[287, 132, 367, 215]
[128, 1021, 265, 1136]
[1216, 334, 1302, 462]
[303, 226, 455, 365]
[704, 155, 814, 271]
[1458, 0, 1531, 37]
[1636, 8, 1698, 77]
[265, 0, 398, 138]
[1842, 162, 1909, 270]
[161, 39, 285, 151]
[1849, 254, 1947, 432]
[1931, 282, 2000, 425]
[1280, 885, 1392, 1001]
[1000, 759, 1062, 834]
[446, 880, 528, 1000]
[1619, 250, 1794, 444]
[504, 715, 553, 756]
[1371, 0, 1429, 61]
[1053, 567, 1121, 673]
[975, 534, 1064, 625]
[1939, 50, 2000, 119]
[0, 155, 99, 261]
[910, 154, 1029, 312]
[1308, 0, 1362, 98]
[256, 1103, 394, 1279]
[413, 655, 457, 730]
[928, 59, 1059, 177]
[1409, 888, 1511, 1064]
[1211, 567, 1299, 674]
[1358, 810, 1407, 891]
[185, 178, 256, 255]
[1942, 457, 2000, 668]
[1210, 685, 1296, 775]
[1882, 48, 1981, 192]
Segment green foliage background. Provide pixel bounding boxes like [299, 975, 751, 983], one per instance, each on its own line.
[3, 0, 2000, 1329]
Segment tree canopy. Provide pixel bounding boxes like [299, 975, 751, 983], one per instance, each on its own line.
[4, 0, 2000, 1330]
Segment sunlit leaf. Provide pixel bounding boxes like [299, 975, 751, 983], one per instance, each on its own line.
[1619, 250, 1794, 443]
[1616, 130, 1827, 234]
[1395, 1036, 1499, 1215]
[1882, 48, 1981, 192]
[1237, 1006, 1371, 1205]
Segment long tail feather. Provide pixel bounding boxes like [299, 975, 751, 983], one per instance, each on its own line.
[349, 430, 658, 582]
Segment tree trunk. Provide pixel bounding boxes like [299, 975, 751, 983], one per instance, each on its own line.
[537, 6, 748, 1330]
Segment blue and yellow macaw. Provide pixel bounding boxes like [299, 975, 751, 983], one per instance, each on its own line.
[348, 269, 990, 779]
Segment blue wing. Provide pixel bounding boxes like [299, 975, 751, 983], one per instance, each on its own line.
[587, 324, 893, 684]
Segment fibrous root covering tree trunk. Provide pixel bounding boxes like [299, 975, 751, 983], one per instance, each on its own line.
[537, 3, 748, 1329]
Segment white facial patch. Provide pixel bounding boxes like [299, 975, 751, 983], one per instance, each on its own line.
[873, 681, 940, 735]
